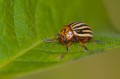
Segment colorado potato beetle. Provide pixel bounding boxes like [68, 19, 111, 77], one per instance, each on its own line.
[45, 22, 94, 52]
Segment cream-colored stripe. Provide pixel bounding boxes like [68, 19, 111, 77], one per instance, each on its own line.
[82, 30, 93, 33]
[73, 26, 90, 30]
[70, 22, 79, 27]
[77, 34, 93, 37]
[72, 23, 85, 28]
[73, 31, 92, 37]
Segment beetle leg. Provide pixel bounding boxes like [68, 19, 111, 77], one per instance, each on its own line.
[67, 41, 73, 47]
[81, 38, 88, 43]
[66, 46, 68, 52]
[51, 36, 57, 42]
[59, 36, 68, 51]
[66, 41, 73, 52]
[78, 40, 88, 50]
[63, 42, 68, 52]
[44, 36, 56, 42]
[51, 33, 60, 42]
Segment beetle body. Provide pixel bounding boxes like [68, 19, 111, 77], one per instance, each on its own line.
[53, 22, 93, 51]
[44, 22, 93, 51]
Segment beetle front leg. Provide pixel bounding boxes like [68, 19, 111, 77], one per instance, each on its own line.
[51, 36, 57, 42]
[66, 41, 73, 52]
[60, 39, 69, 52]
[52, 33, 60, 42]
[60, 41, 73, 59]
[44, 35, 57, 42]
[44, 33, 60, 42]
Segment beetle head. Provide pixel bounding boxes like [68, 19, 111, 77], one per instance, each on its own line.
[57, 33, 67, 44]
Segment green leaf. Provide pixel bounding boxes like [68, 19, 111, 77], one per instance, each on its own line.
[0, 0, 120, 79]
[13, 48, 120, 79]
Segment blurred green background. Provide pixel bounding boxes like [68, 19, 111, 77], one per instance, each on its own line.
[0, 0, 120, 79]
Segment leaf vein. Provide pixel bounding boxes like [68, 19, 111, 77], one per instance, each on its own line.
[0, 40, 42, 69]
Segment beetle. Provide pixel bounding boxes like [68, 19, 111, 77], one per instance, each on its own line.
[45, 22, 94, 52]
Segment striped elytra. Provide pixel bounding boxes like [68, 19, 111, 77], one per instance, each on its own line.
[69, 22, 93, 38]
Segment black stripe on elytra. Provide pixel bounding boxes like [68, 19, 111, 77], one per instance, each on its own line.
[69, 22, 82, 27]
[75, 30, 92, 34]
[68, 22, 75, 26]
[80, 32, 92, 34]
[73, 24, 88, 29]
[82, 28, 91, 30]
